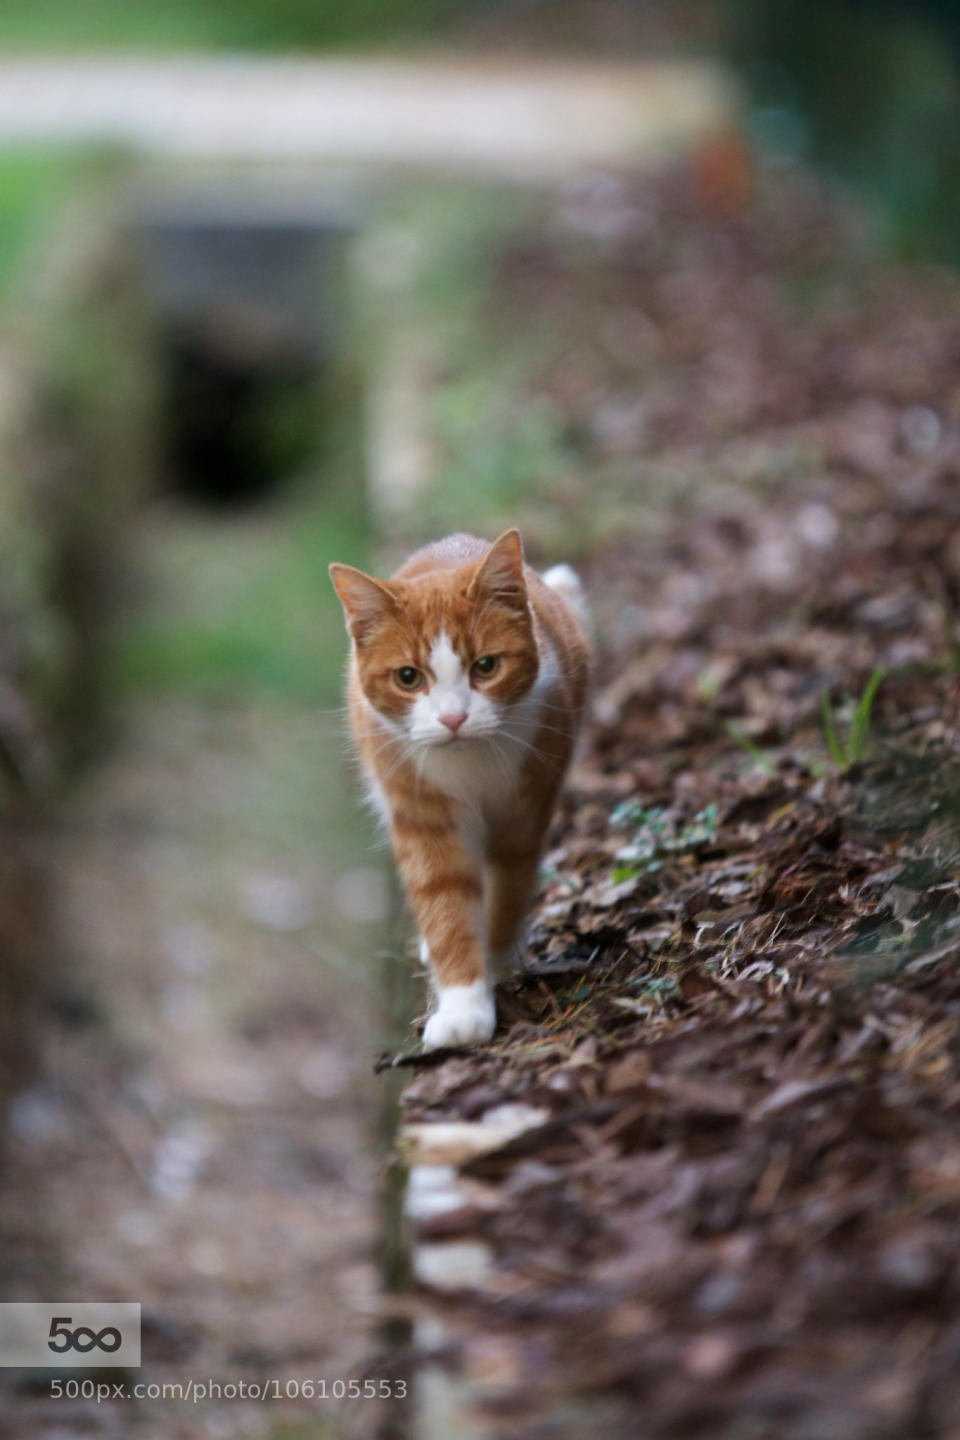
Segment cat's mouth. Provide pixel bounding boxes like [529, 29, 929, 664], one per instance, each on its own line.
[415, 722, 500, 748]
[424, 727, 484, 747]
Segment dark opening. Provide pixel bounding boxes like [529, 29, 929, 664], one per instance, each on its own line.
[137, 199, 352, 507]
[160, 323, 319, 506]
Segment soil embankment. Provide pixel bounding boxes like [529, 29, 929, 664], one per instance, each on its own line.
[397, 165, 960, 1440]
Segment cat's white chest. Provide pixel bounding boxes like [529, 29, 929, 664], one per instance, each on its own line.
[419, 735, 524, 819]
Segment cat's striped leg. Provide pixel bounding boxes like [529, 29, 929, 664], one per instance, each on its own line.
[391, 814, 496, 1049]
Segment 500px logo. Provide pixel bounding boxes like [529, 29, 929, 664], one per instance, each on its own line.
[48, 1316, 122, 1355]
[0, 1303, 140, 1367]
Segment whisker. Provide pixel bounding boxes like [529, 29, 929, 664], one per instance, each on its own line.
[509, 715, 572, 739]
[485, 735, 515, 791]
[500, 732, 543, 760]
[491, 736, 523, 797]
[371, 736, 420, 787]
[535, 689, 573, 703]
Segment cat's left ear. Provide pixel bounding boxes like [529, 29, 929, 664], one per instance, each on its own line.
[329, 563, 399, 643]
[470, 529, 527, 610]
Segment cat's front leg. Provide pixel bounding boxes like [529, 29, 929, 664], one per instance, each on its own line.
[391, 817, 496, 1049]
[485, 842, 544, 980]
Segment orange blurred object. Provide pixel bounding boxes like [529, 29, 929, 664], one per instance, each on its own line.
[690, 130, 754, 217]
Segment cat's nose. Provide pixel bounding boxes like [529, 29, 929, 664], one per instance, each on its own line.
[439, 710, 467, 733]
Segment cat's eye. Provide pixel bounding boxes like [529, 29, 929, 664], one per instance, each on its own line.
[472, 655, 499, 679]
[394, 666, 423, 691]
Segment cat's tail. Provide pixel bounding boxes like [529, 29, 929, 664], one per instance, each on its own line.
[542, 563, 591, 633]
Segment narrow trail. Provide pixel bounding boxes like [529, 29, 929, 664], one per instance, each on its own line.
[0, 512, 389, 1439]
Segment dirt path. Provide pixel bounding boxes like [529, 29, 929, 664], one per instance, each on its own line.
[0, 532, 394, 1436]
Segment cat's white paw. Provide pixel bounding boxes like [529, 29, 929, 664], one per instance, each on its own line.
[422, 981, 496, 1050]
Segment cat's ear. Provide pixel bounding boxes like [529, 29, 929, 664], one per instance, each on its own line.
[470, 529, 527, 609]
[329, 563, 399, 643]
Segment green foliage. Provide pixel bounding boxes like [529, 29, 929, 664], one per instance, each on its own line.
[555, 983, 593, 1006]
[726, 722, 776, 775]
[628, 973, 680, 1004]
[0, 0, 459, 52]
[734, 0, 960, 264]
[820, 666, 885, 771]
[112, 489, 367, 704]
[356, 183, 579, 540]
[425, 382, 569, 531]
[610, 802, 720, 882]
[0, 149, 105, 304]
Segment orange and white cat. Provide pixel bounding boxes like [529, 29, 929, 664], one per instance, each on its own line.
[330, 530, 590, 1049]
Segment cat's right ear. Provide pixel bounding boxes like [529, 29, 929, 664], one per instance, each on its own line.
[329, 564, 398, 643]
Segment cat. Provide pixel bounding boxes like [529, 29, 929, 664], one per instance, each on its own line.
[330, 530, 590, 1050]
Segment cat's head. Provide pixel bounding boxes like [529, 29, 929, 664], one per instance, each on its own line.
[330, 530, 539, 747]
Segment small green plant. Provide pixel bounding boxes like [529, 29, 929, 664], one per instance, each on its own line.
[556, 983, 593, 1006]
[610, 802, 720, 883]
[726, 723, 776, 775]
[820, 666, 885, 771]
[629, 973, 679, 1001]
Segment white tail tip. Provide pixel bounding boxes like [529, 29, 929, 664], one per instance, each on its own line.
[542, 563, 589, 628]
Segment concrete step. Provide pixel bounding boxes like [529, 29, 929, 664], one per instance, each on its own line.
[0, 56, 737, 174]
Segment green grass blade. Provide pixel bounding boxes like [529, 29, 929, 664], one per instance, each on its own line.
[725, 722, 776, 774]
[849, 666, 886, 762]
[820, 687, 848, 770]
